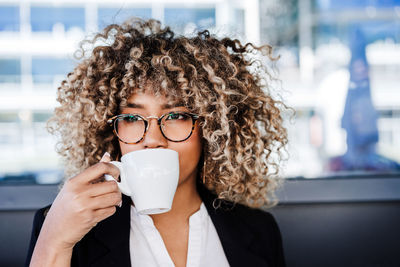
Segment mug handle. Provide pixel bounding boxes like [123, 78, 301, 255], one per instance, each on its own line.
[104, 161, 132, 196]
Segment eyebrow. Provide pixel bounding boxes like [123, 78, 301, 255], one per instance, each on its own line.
[126, 103, 144, 109]
[126, 102, 185, 109]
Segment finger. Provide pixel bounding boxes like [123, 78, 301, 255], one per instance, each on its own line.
[91, 152, 112, 184]
[71, 162, 120, 184]
[91, 192, 122, 209]
[94, 206, 117, 222]
[87, 180, 119, 197]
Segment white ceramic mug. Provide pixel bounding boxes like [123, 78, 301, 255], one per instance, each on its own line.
[104, 149, 179, 215]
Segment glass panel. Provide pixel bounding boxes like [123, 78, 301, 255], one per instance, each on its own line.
[98, 8, 152, 29]
[0, 59, 21, 83]
[260, 0, 298, 47]
[1, 1, 399, 183]
[33, 112, 54, 150]
[0, 123, 22, 145]
[33, 112, 52, 123]
[164, 8, 215, 33]
[0, 6, 19, 31]
[314, 28, 399, 172]
[233, 9, 245, 36]
[30, 7, 85, 32]
[0, 113, 21, 145]
[315, 0, 400, 10]
[31, 58, 74, 84]
[272, 0, 400, 177]
[0, 112, 19, 123]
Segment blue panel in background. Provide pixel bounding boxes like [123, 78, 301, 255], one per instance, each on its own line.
[0, 6, 19, 31]
[315, 20, 400, 46]
[98, 8, 152, 29]
[0, 59, 21, 83]
[30, 7, 85, 32]
[316, 0, 400, 10]
[32, 58, 74, 83]
[0, 59, 20, 75]
[164, 8, 215, 29]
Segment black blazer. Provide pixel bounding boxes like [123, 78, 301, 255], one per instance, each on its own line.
[26, 184, 286, 267]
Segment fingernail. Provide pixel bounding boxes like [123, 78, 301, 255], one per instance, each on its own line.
[118, 201, 123, 208]
[100, 152, 111, 162]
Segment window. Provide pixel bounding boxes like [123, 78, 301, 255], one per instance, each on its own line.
[233, 8, 245, 36]
[32, 112, 54, 149]
[98, 7, 152, 29]
[260, 0, 298, 47]
[0, 59, 21, 83]
[1, 0, 399, 183]
[30, 7, 85, 32]
[31, 58, 74, 84]
[271, 0, 400, 177]
[315, 0, 400, 10]
[0, 113, 22, 146]
[377, 109, 400, 159]
[164, 8, 215, 33]
[0, 6, 19, 31]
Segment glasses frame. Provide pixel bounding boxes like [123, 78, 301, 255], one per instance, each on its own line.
[107, 112, 199, 144]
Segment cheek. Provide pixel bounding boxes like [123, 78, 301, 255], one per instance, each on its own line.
[118, 141, 141, 156]
[175, 127, 202, 179]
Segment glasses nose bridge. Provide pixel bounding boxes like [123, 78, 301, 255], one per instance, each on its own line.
[144, 115, 163, 133]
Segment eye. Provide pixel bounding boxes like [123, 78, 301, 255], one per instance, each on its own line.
[123, 115, 142, 122]
[166, 112, 188, 121]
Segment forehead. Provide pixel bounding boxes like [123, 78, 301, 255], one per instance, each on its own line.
[127, 91, 167, 103]
[125, 91, 185, 109]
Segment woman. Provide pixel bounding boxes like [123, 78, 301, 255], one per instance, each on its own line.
[26, 18, 288, 267]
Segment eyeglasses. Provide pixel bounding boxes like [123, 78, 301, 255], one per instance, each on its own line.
[107, 112, 199, 144]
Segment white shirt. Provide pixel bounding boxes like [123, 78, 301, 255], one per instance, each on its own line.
[129, 202, 230, 267]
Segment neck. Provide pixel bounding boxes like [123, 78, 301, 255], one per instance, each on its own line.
[150, 173, 202, 225]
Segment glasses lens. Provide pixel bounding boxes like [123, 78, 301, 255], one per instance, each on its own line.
[162, 113, 193, 141]
[115, 115, 146, 143]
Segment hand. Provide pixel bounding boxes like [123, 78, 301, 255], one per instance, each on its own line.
[38, 153, 122, 251]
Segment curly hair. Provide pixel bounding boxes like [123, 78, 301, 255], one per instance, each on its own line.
[48, 18, 288, 208]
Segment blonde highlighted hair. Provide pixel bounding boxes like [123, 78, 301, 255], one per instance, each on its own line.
[48, 18, 288, 208]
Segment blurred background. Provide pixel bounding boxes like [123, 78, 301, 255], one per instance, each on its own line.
[0, 0, 399, 183]
[1, 1, 400, 266]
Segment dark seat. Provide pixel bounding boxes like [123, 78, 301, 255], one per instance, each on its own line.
[1, 178, 399, 267]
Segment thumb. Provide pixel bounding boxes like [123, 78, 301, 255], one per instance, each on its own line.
[100, 152, 111, 163]
[91, 152, 113, 184]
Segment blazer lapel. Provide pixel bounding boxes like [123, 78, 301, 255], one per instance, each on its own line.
[79, 186, 269, 267]
[198, 184, 270, 267]
[87, 195, 132, 267]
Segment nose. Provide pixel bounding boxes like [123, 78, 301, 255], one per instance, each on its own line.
[142, 118, 168, 148]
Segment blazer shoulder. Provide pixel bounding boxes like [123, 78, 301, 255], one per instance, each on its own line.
[31, 205, 52, 231]
[25, 204, 52, 267]
[30, 204, 52, 237]
[233, 203, 286, 266]
[210, 198, 282, 241]
[199, 184, 279, 232]
[36, 205, 51, 219]
[229, 202, 278, 226]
